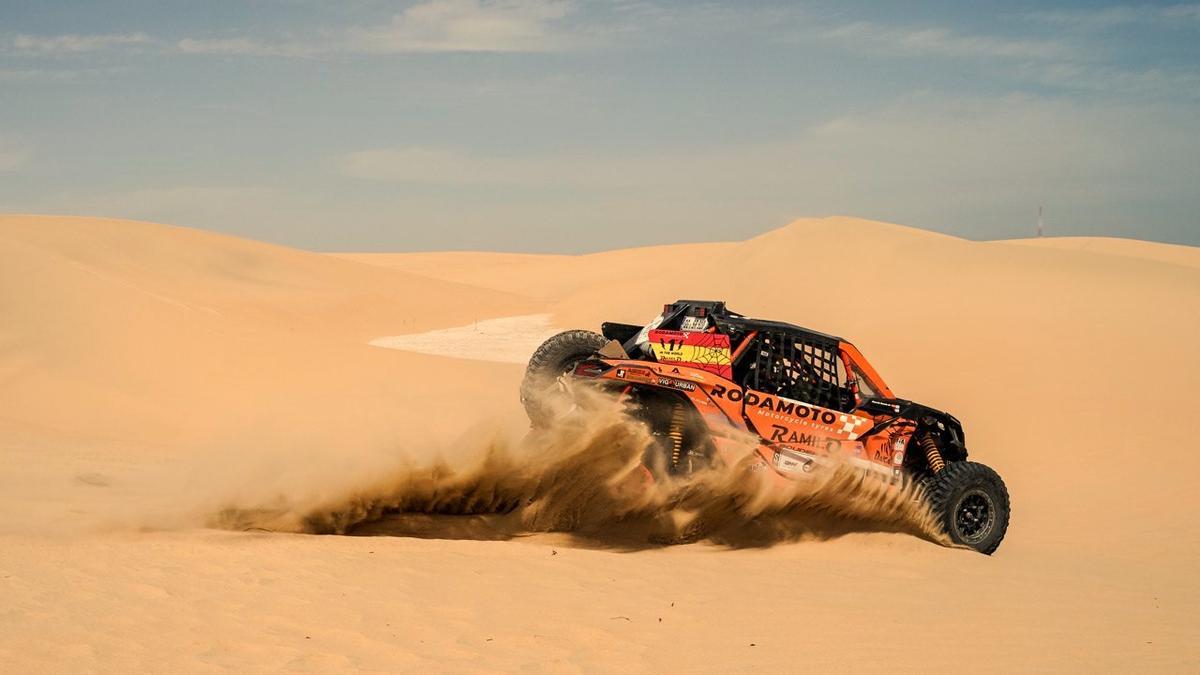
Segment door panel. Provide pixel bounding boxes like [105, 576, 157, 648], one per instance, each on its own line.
[740, 388, 874, 474]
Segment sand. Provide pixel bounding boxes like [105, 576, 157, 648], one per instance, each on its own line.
[1, 214, 1197, 672]
[369, 314, 558, 364]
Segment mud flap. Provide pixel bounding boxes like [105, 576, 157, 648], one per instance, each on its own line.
[597, 339, 629, 359]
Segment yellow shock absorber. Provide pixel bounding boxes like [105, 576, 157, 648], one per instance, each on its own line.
[920, 434, 946, 475]
[668, 402, 687, 469]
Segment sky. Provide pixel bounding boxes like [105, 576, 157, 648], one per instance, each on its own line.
[1, 0, 1198, 252]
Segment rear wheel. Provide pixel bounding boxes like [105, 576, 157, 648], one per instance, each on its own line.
[520, 330, 608, 427]
[925, 461, 1010, 554]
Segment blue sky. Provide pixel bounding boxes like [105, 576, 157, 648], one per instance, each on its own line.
[1, 1, 1197, 251]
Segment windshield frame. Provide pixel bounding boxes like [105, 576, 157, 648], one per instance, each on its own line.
[839, 342, 895, 402]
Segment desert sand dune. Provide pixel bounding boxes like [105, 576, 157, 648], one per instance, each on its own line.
[1008, 235, 1200, 270]
[369, 313, 559, 364]
[0, 215, 536, 441]
[335, 240, 734, 301]
[1, 214, 1197, 672]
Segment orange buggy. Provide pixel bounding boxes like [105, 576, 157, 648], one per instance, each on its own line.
[521, 300, 1010, 553]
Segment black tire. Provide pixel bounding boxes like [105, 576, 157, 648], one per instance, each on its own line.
[925, 461, 1010, 554]
[520, 329, 609, 427]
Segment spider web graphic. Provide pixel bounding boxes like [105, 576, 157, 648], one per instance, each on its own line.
[687, 333, 732, 370]
[648, 330, 732, 378]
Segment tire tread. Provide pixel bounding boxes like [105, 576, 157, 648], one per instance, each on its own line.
[927, 461, 1011, 555]
[520, 330, 608, 425]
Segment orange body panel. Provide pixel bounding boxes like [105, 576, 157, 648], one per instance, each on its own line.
[590, 345, 912, 483]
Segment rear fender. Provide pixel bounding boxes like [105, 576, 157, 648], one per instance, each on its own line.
[600, 322, 642, 345]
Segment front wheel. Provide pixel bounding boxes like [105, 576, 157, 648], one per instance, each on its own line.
[924, 461, 1011, 554]
[520, 330, 609, 427]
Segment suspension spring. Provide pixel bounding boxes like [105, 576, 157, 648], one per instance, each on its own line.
[668, 401, 687, 469]
[920, 434, 946, 474]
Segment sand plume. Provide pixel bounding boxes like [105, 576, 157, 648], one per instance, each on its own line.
[209, 391, 945, 548]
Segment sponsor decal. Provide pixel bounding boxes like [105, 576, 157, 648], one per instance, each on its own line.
[768, 425, 842, 453]
[710, 384, 743, 401]
[647, 329, 732, 378]
[711, 386, 840, 426]
[868, 429, 913, 465]
[773, 449, 816, 474]
[656, 377, 697, 392]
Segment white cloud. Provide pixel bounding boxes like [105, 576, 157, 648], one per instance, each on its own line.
[322, 93, 1200, 249]
[347, 0, 578, 53]
[814, 16, 1197, 100]
[1021, 61, 1200, 99]
[780, 95, 1200, 227]
[1029, 4, 1200, 29]
[339, 146, 664, 187]
[0, 139, 29, 171]
[20, 95, 1196, 249]
[4, 1, 579, 59]
[0, 68, 74, 81]
[171, 0, 581, 57]
[336, 94, 1200, 217]
[820, 21, 1074, 61]
[0, 152, 27, 171]
[9, 32, 152, 53]
[0, 65, 132, 82]
[89, 186, 278, 214]
[176, 37, 315, 58]
[1163, 4, 1200, 21]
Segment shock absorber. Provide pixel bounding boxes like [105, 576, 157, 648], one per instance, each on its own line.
[919, 434, 946, 475]
[667, 401, 687, 470]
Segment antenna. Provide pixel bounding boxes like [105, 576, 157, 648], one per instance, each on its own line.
[1037, 205, 1044, 238]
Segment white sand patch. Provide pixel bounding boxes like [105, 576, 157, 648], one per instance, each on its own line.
[369, 313, 558, 364]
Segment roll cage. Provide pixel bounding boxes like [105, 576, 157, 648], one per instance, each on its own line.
[601, 300, 894, 413]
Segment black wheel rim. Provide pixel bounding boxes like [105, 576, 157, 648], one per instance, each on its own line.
[954, 489, 995, 544]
